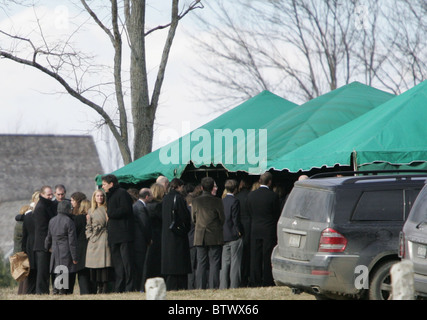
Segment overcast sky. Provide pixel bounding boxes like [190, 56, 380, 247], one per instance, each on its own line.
[0, 1, 222, 172]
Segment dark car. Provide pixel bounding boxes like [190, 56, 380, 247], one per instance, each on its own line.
[400, 182, 427, 298]
[271, 171, 427, 300]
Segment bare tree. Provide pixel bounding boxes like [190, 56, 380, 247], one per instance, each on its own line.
[189, 1, 278, 109]
[190, 0, 426, 106]
[0, 0, 203, 165]
[373, 0, 427, 93]
[190, 0, 363, 104]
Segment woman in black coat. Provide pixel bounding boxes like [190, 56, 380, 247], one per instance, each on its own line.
[144, 183, 165, 284]
[71, 192, 96, 294]
[161, 178, 192, 291]
[22, 209, 36, 294]
[22, 191, 40, 294]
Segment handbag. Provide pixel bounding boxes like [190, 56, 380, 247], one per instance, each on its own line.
[9, 251, 30, 282]
[169, 195, 189, 237]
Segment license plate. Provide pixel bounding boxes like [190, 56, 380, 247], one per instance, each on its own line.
[417, 245, 427, 258]
[288, 234, 301, 248]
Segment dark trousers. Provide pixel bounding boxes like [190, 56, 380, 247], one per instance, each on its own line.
[35, 250, 50, 294]
[240, 220, 251, 287]
[195, 245, 222, 289]
[110, 242, 135, 292]
[165, 274, 188, 291]
[134, 244, 148, 292]
[69, 268, 96, 294]
[25, 269, 37, 294]
[250, 237, 276, 287]
[187, 246, 197, 290]
[79, 268, 96, 294]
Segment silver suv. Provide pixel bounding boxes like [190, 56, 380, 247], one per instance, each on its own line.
[272, 171, 427, 300]
[400, 182, 427, 297]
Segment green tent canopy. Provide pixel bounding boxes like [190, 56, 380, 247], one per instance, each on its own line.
[96, 90, 298, 185]
[264, 81, 396, 162]
[269, 80, 427, 172]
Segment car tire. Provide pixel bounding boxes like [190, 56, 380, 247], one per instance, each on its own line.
[368, 260, 397, 300]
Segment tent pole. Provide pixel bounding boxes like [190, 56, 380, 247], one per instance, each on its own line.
[352, 150, 358, 174]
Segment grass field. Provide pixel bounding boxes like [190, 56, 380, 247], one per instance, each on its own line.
[0, 284, 315, 300]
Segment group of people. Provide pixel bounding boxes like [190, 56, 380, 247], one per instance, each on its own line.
[13, 171, 283, 295]
[14, 184, 112, 294]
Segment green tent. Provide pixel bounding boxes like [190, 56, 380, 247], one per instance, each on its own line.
[269, 80, 427, 172]
[265, 81, 396, 162]
[96, 90, 298, 185]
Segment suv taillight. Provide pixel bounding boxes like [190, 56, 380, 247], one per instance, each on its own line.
[398, 231, 405, 258]
[319, 228, 347, 253]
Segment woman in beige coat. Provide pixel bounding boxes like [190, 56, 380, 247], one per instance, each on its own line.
[85, 189, 112, 293]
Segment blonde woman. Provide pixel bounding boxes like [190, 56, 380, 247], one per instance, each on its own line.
[30, 190, 40, 210]
[144, 183, 165, 283]
[22, 190, 40, 294]
[85, 189, 112, 293]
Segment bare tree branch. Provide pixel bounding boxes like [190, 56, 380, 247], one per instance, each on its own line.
[145, 0, 203, 36]
[0, 1, 204, 166]
[189, 0, 426, 108]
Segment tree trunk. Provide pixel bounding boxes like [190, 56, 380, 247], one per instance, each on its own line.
[127, 0, 151, 161]
[130, 0, 181, 161]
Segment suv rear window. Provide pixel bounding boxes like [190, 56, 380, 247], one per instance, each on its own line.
[283, 187, 333, 222]
[351, 190, 404, 221]
[407, 186, 427, 223]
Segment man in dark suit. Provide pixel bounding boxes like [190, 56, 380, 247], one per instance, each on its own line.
[246, 172, 280, 287]
[192, 177, 225, 289]
[33, 186, 55, 294]
[235, 178, 252, 287]
[133, 188, 152, 292]
[220, 179, 244, 289]
[102, 174, 136, 293]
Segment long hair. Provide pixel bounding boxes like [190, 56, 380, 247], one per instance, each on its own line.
[79, 199, 91, 215]
[169, 178, 184, 190]
[90, 189, 107, 214]
[150, 183, 165, 202]
[71, 191, 87, 215]
[30, 190, 40, 209]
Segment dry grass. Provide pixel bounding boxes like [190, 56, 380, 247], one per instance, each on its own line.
[0, 285, 315, 300]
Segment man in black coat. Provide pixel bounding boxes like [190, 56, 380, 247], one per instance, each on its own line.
[235, 178, 252, 287]
[133, 188, 152, 292]
[161, 178, 192, 291]
[33, 186, 55, 294]
[102, 174, 136, 293]
[246, 172, 280, 287]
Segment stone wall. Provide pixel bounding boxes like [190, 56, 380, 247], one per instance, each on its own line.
[0, 134, 104, 256]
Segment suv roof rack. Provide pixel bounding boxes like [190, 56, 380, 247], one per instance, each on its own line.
[310, 170, 427, 180]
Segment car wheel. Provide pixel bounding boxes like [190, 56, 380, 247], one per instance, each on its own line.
[368, 260, 397, 300]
